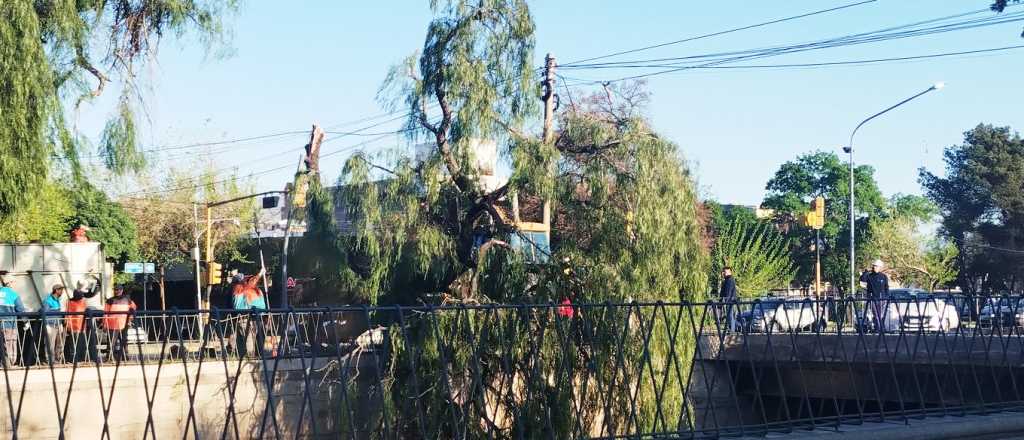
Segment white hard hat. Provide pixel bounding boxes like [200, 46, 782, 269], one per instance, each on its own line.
[871, 259, 884, 268]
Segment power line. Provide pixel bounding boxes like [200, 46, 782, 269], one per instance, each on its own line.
[79, 130, 309, 159]
[564, 7, 1013, 69]
[118, 132, 397, 199]
[561, 7, 1024, 84]
[557, 44, 1024, 72]
[560, 0, 878, 66]
[119, 113, 416, 195]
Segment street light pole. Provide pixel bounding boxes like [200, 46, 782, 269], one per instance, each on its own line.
[844, 82, 944, 296]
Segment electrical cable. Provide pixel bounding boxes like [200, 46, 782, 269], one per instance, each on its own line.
[560, 0, 878, 66]
[557, 44, 1024, 71]
[118, 132, 396, 198]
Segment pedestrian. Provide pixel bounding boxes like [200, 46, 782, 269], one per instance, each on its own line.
[719, 266, 738, 332]
[232, 270, 268, 358]
[860, 259, 890, 331]
[65, 280, 100, 363]
[0, 278, 26, 367]
[103, 286, 136, 362]
[40, 284, 65, 365]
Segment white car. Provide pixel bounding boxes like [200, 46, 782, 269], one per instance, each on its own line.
[864, 291, 959, 332]
[739, 298, 828, 333]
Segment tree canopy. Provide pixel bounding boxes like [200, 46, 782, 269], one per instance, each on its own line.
[0, 0, 238, 221]
[920, 124, 1024, 293]
[761, 151, 885, 292]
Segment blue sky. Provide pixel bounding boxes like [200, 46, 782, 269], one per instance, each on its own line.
[76, 1, 1024, 206]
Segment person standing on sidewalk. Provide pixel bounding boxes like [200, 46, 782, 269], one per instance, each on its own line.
[0, 279, 26, 367]
[41, 284, 66, 365]
[103, 286, 136, 362]
[860, 259, 890, 331]
[719, 267, 738, 332]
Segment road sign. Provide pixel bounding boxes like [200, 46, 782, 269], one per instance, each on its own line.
[125, 262, 156, 274]
[124, 263, 143, 274]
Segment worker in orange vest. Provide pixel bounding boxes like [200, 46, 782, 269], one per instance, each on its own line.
[66, 280, 100, 363]
[103, 286, 136, 362]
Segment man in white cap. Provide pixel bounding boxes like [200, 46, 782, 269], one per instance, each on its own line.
[860, 259, 890, 331]
[860, 259, 890, 299]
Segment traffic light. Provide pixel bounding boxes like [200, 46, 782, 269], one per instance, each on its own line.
[809, 196, 825, 229]
[206, 262, 223, 285]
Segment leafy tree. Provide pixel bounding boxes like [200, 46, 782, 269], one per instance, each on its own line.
[0, 0, 238, 221]
[296, 2, 709, 436]
[710, 218, 795, 297]
[705, 200, 759, 232]
[123, 165, 257, 280]
[68, 181, 139, 264]
[864, 216, 958, 291]
[762, 151, 886, 293]
[920, 124, 1024, 293]
[992, 1, 1021, 12]
[0, 181, 74, 243]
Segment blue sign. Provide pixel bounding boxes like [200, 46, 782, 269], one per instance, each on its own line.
[124, 263, 143, 274]
[125, 262, 156, 274]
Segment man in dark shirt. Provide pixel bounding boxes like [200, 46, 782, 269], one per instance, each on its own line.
[860, 260, 890, 299]
[860, 260, 890, 330]
[719, 267, 738, 331]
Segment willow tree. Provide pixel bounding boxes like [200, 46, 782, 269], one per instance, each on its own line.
[299, 1, 709, 437]
[0, 0, 238, 220]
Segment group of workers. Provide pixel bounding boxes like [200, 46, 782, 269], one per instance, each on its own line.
[0, 268, 271, 367]
[0, 278, 136, 366]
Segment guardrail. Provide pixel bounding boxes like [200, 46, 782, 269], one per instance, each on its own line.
[0, 298, 1023, 439]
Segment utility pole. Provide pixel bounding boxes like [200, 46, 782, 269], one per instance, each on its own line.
[280, 123, 323, 308]
[542, 53, 556, 144]
[193, 203, 202, 311]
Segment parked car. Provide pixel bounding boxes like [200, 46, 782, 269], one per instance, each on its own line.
[978, 297, 1024, 328]
[98, 324, 148, 349]
[860, 290, 959, 333]
[737, 298, 828, 333]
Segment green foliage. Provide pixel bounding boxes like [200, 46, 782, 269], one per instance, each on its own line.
[298, 2, 711, 437]
[0, 181, 74, 243]
[863, 215, 958, 291]
[551, 114, 710, 302]
[762, 151, 886, 292]
[886, 193, 938, 223]
[0, 1, 58, 220]
[68, 181, 138, 264]
[125, 164, 256, 270]
[920, 124, 1024, 293]
[0, 0, 238, 221]
[710, 218, 795, 297]
[100, 98, 146, 174]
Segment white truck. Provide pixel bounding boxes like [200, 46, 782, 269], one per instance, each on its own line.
[0, 242, 114, 309]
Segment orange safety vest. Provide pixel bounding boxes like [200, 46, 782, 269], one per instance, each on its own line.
[103, 296, 136, 330]
[66, 299, 87, 333]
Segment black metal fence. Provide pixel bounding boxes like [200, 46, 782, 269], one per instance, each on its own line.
[1, 297, 1024, 439]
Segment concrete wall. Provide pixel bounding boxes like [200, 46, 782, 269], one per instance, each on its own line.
[0, 355, 379, 439]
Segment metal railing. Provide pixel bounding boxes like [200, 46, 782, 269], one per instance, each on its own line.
[1, 297, 1023, 439]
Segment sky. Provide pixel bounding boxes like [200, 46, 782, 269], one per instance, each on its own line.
[75, 1, 1024, 206]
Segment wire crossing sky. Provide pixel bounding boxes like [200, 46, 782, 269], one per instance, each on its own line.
[73, 1, 1024, 206]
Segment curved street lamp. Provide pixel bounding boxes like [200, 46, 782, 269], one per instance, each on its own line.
[844, 82, 944, 297]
